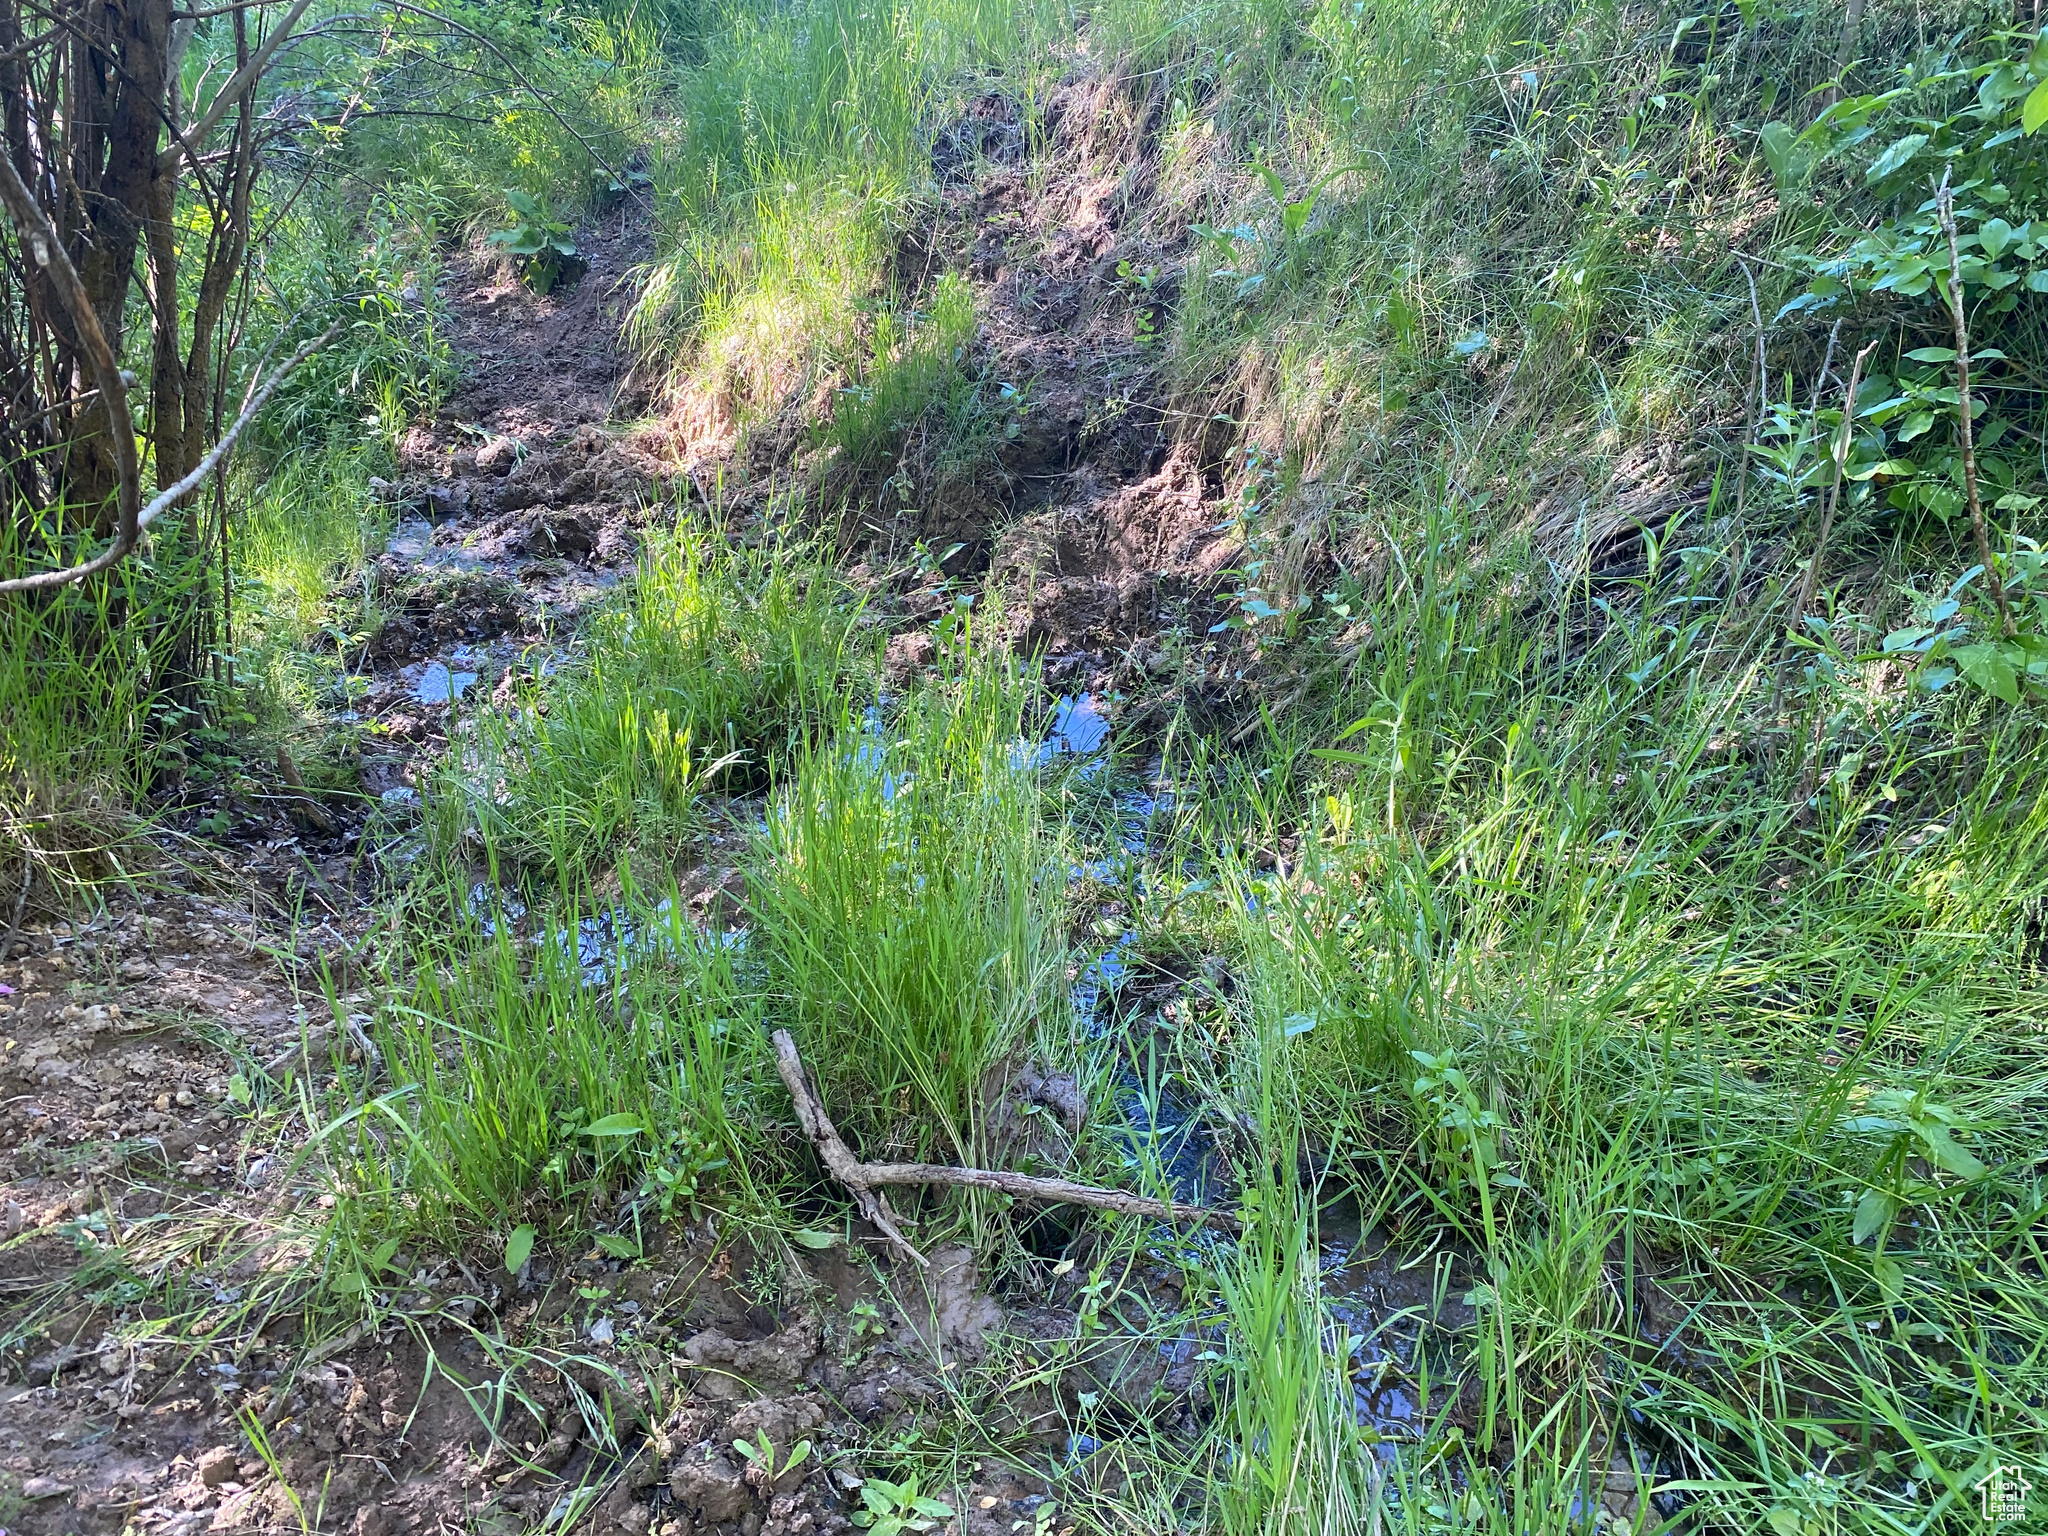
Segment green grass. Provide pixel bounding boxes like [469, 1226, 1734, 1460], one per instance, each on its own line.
[0, 514, 213, 910]
[824, 270, 989, 479]
[749, 652, 1061, 1167]
[17, 0, 2046, 1527]
[329, 871, 758, 1259]
[430, 515, 873, 880]
[334, 643, 1056, 1257]
[625, 0, 1054, 437]
[1105, 481, 2048, 1530]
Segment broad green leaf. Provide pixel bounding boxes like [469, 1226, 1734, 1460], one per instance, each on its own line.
[1758, 121, 1798, 179]
[371, 1235, 402, 1272]
[2025, 77, 2048, 134]
[504, 1224, 535, 1274]
[1915, 1124, 1986, 1180]
[1853, 1186, 1899, 1246]
[1767, 1508, 1805, 1536]
[1841, 1116, 1911, 1134]
[1954, 642, 2021, 704]
[1872, 1254, 1905, 1306]
[581, 1112, 647, 1137]
[1864, 133, 1927, 181]
[790, 1228, 840, 1249]
[1904, 346, 1957, 363]
[595, 1232, 639, 1258]
[1980, 217, 2016, 260]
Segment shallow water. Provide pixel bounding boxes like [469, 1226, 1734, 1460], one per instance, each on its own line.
[407, 658, 481, 705]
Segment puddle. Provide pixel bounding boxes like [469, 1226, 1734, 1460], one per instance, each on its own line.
[408, 659, 481, 705]
[1028, 693, 1112, 774]
[1320, 1222, 1473, 1451]
[381, 517, 522, 577]
[852, 701, 904, 800]
[1112, 1048, 1224, 1204]
[464, 881, 746, 985]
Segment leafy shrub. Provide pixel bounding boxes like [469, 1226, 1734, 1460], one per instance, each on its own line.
[488, 188, 585, 293]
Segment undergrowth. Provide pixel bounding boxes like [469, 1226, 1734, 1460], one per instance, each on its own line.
[14, 0, 2048, 1531]
[429, 517, 874, 878]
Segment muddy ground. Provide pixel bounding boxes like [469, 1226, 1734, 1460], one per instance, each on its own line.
[0, 74, 1358, 1536]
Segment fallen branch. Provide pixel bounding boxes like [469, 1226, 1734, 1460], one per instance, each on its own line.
[274, 747, 336, 834]
[771, 1029, 1238, 1268]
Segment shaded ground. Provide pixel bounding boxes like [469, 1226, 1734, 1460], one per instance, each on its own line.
[1, 75, 1340, 1536]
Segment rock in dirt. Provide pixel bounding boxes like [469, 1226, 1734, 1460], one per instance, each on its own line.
[884, 631, 936, 677]
[196, 1446, 239, 1487]
[476, 435, 522, 476]
[27, 1340, 87, 1385]
[667, 1446, 754, 1523]
[1018, 1063, 1085, 1135]
[680, 1318, 820, 1397]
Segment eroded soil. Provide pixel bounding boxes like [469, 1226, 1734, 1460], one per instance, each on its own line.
[3, 71, 1296, 1536]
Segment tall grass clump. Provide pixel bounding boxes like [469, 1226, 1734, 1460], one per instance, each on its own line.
[0, 516, 221, 910]
[626, 0, 1055, 423]
[825, 271, 984, 475]
[748, 653, 1062, 1167]
[433, 518, 872, 879]
[329, 878, 757, 1262]
[1179, 482, 2048, 1529]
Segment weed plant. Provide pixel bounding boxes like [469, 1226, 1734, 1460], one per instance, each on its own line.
[748, 651, 1062, 1167]
[431, 517, 873, 879]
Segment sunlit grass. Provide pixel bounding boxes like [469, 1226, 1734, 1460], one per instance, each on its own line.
[430, 515, 874, 879]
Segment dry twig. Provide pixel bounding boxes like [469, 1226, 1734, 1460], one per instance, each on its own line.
[771, 1030, 1237, 1269]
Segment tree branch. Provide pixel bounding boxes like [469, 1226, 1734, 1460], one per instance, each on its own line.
[159, 0, 315, 175]
[0, 131, 143, 585]
[0, 319, 339, 593]
[771, 1029, 1237, 1270]
[380, 0, 644, 205]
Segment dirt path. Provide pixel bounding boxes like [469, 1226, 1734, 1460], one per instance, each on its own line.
[0, 76, 1263, 1536]
[0, 209, 687, 1536]
[351, 201, 666, 804]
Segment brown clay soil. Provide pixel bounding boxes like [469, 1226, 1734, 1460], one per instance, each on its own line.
[0, 72, 1279, 1536]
